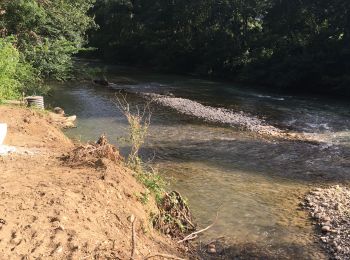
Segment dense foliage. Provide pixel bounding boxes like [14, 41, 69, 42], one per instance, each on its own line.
[0, 0, 95, 99]
[0, 37, 38, 100]
[90, 0, 350, 96]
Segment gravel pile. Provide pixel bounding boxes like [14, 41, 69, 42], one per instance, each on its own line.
[303, 186, 350, 259]
[144, 93, 282, 136]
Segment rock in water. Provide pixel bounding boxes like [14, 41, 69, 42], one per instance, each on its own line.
[54, 107, 65, 115]
[93, 79, 109, 86]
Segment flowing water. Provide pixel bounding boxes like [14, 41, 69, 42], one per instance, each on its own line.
[48, 65, 350, 259]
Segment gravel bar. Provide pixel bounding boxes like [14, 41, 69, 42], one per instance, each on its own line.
[303, 186, 350, 259]
[144, 93, 282, 136]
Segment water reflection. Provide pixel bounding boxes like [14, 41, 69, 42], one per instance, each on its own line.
[47, 68, 349, 258]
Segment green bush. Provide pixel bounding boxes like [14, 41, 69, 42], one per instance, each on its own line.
[0, 37, 39, 100]
[0, 0, 96, 81]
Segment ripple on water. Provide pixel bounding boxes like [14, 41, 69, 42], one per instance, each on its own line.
[47, 75, 349, 259]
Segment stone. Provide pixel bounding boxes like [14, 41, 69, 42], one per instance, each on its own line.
[53, 107, 65, 115]
[207, 247, 216, 254]
[322, 226, 331, 232]
[323, 216, 331, 222]
[315, 213, 323, 219]
[323, 221, 331, 227]
[127, 214, 135, 223]
[321, 236, 328, 243]
[208, 244, 216, 249]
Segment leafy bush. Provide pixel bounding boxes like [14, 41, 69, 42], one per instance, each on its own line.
[0, 0, 96, 81]
[0, 37, 39, 100]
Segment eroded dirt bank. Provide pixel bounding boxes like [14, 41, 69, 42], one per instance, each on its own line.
[0, 106, 185, 259]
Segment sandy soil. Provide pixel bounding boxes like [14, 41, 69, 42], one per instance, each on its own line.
[0, 106, 184, 259]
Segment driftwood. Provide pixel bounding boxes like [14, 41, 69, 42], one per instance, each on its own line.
[177, 209, 220, 244]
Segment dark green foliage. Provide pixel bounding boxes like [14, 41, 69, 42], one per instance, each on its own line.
[0, 0, 96, 81]
[90, 0, 350, 96]
[0, 37, 40, 100]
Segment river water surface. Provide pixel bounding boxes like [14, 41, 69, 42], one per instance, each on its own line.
[48, 65, 350, 259]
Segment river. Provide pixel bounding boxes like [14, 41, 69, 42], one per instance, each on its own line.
[48, 64, 350, 259]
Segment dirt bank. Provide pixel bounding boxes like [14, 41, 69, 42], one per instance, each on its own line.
[0, 106, 185, 259]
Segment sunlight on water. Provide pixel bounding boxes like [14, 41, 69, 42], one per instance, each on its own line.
[47, 66, 349, 259]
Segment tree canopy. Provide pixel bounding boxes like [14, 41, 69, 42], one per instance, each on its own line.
[0, 0, 348, 98]
[0, 0, 95, 99]
[90, 0, 350, 96]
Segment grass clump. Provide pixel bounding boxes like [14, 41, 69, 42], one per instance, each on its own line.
[116, 95, 166, 203]
[117, 95, 196, 238]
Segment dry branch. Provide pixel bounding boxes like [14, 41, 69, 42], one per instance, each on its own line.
[143, 253, 186, 260]
[177, 209, 220, 244]
[130, 217, 137, 260]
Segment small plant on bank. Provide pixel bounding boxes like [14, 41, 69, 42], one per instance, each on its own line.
[115, 94, 166, 203]
[116, 95, 196, 239]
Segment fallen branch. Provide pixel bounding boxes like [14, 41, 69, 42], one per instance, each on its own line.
[144, 253, 186, 260]
[130, 217, 137, 260]
[177, 209, 220, 244]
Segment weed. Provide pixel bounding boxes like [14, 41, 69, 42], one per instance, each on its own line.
[115, 94, 166, 202]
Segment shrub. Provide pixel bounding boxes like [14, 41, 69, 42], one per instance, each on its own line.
[0, 37, 39, 100]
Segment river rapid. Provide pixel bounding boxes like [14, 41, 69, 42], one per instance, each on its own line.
[48, 64, 350, 259]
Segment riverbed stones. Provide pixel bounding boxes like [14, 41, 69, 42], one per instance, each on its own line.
[207, 244, 216, 254]
[303, 186, 350, 260]
[322, 225, 331, 232]
[142, 93, 282, 136]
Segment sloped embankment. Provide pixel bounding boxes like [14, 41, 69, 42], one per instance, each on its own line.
[0, 106, 185, 259]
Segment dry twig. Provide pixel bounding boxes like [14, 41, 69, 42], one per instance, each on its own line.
[130, 217, 137, 260]
[143, 253, 186, 260]
[177, 208, 220, 244]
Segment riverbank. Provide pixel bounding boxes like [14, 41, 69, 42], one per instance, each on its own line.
[0, 105, 186, 259]
[303, 186, 350, 259]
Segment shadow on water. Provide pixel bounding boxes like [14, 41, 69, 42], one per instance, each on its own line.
[141, 137, 350, 183]
[46, 69, 350, 259]
[199, 241, 329, 259]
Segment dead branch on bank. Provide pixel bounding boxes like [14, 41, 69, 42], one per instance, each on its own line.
[177, 208, 220, 244]
[130, 216, 137, 260]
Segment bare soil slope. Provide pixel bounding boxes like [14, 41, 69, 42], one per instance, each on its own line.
[0, 106, 183, 259]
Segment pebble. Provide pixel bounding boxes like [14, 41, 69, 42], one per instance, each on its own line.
[127, 214, 135, 223]
[207, 247, 216, 254]
[322, 225, 331, 232]
[321, 237, 328, 243]
[323, 216, 331, 222]
[315, 213, 322, 219]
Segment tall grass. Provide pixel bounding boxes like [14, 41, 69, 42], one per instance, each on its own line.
[116, 94, 165, 203]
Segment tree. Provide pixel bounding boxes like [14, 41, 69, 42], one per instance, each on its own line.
[0, 0, 96, 80]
